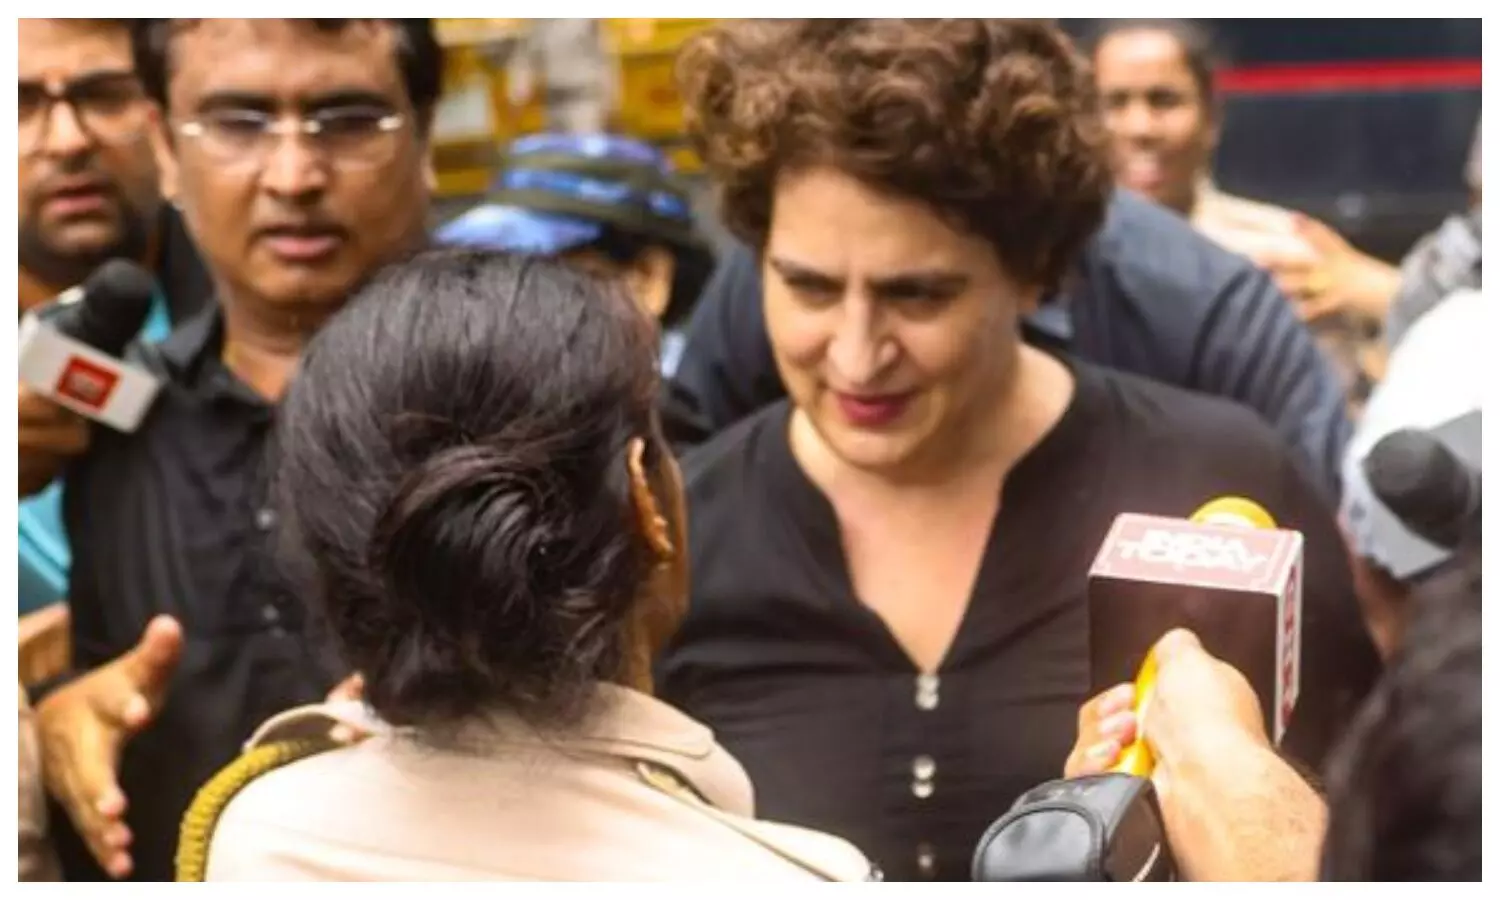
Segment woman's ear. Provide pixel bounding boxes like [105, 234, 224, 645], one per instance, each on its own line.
[619, 436, 689, 695]
[627, 436, 674, 563]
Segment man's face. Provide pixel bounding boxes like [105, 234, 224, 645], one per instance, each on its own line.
[151, 20, 433, 316]
[18, 19, 160, 288]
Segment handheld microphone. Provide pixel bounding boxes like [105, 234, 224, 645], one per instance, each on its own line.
[974, 498, 1299, 882]
[1363, 428, 1481, 552]
[18, 259, 163, 432]
[1342, 287, 1481, 581]
[1087, 496, 1302, 748]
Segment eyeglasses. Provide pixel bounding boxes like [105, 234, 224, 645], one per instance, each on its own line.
[18, 73, 149, 156]
[174, 107, 408, 171]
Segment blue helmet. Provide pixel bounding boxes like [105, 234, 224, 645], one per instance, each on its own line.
[436, 133, 702, 257]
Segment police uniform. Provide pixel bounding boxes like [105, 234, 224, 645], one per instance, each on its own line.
[178, 684, 876, 881]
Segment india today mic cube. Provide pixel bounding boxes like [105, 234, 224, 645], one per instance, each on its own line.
[1087, 513, 1304, 744]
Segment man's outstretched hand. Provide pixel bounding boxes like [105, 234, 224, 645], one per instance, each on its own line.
[37, 615, 183, 879]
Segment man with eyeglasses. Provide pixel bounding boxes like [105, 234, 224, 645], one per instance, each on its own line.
[17, 19, 214, 622]
[27, 19, 442, 882]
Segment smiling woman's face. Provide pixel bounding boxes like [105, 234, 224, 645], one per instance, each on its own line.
[1094, 27, 1217, 214]
[762, 166, 1040, 477]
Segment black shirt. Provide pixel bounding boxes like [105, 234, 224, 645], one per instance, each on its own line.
[153, 206, 214, 327]
[667, 190, 1352, 501]
[54, 305, 338, 881]
[658, 357, 1380, 882]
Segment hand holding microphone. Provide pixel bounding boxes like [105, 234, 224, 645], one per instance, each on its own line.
[1064, 630, 1324, 882]
[19, 383, 92, 497]
[976, 496, 1305, 881]
[17, 260, 160, 496]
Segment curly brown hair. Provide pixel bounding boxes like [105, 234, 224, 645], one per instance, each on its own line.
[678, 19, 1112, 289]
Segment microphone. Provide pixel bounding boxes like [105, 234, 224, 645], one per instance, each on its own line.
[1363, 428, 1480, 552]
[18, 259, 164, 432]
[974, 497, 1300, 882]
[1087, 496, 1302, 747]
[1341, 286, 1480, 581]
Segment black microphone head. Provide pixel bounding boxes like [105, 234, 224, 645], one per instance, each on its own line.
[41, 259, 158, 356]
[1363, 428, 1480, 551]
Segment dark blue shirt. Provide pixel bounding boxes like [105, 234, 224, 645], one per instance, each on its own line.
[667, 190, 1352, 501]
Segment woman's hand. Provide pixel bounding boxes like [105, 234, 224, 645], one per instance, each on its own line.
[1257, 215, 1401, 326]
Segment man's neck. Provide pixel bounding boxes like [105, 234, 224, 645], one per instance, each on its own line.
[220, 299, 327, 402]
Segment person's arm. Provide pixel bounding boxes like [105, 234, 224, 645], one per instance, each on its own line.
[1191, 262, 1353, 504]
[667, 241, 787, 439]
[1144, 631, 1327, 882]
[1157, 728, 1328, 882]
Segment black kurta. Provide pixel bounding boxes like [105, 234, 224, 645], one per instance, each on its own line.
[660, 356, 1379, 881]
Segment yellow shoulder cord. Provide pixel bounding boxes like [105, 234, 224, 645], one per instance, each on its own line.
[175, 737, 339, 882]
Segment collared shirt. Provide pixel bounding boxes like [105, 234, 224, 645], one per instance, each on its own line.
[660, 355, 1381, 882]
[202, 684, 874, 881]
[666, 190, 1353, 502]
[18, 207, 214, 616]
[52, 303, 339, 882]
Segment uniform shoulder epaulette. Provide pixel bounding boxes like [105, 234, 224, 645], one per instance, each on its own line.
[174, 702, 382, 881]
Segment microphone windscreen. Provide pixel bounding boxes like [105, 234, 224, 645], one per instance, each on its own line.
[1364, 429, 1480, 551]
[52, 259, 158, 356]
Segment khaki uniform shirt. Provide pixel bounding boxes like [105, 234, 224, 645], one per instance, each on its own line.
[202, 684, 875, 881]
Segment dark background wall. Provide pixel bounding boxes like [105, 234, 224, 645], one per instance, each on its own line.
[1063, 18, 1483, 261]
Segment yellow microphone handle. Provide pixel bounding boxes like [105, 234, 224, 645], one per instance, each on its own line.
[1109, 648, 1158, 778]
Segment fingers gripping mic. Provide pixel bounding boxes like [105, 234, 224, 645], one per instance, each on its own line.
[18, 259, 164, 432]
[1363, 428, 1481, 552]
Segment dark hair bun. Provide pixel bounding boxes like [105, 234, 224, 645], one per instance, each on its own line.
[273, 249, 661, 728]
[373, 442, 561, 619]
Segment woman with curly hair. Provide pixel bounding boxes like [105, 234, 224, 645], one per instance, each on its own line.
[657, 19, 1380, 881]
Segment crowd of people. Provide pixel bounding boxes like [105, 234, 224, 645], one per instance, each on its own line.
[15, 18, 1481, 882]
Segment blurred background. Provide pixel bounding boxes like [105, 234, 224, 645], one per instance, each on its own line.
[429, 18, 1481, 262]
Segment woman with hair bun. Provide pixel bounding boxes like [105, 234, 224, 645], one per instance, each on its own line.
[178, 249, 875, 881]
[656, 18, 1380, 881]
